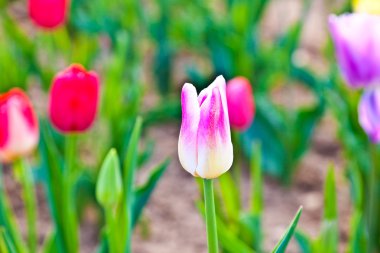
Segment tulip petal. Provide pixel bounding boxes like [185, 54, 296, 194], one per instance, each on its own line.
[196, 85, 233, 179]
[329, 14, 380, 87]
[178, 83, 200, 176]
[359, 88, 380, 143]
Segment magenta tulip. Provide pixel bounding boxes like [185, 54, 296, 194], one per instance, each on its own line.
[29, 0, 68, 29]
[49, 64, 100, 133]
[226, 77, 255, 131]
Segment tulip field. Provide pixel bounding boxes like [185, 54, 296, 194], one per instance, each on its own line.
[2, 0, 380, 252]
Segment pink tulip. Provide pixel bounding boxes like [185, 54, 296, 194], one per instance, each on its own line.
[329, 13, 380, 88]
[226, 77, 255, 131]
[29, 0, 68, 29]
[178, 76, 233, 179]
[49, 64, 100, 133]
[0, 89, 39, 162]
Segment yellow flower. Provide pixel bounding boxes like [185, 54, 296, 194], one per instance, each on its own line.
[353, 0, 380, 14]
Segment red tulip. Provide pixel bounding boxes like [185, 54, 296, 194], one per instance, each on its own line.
[49, 64, 100, 133]
[28, 0, 68, 29]
[0, 88, 39, 162]
[226, 77, 255, 131]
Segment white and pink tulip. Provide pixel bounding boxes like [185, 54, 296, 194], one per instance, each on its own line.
[178, 76, 233, 179]
[0, 88, 39, 163]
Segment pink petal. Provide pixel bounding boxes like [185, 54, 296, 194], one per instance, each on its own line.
[178, 83, 200, 176]
[196, 85, 233, 178]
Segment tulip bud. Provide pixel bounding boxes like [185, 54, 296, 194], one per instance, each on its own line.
[0, 89, 39, 162]
[28, 0, 68, 29]
[328, 14, 380, 88]
[49, 64, 100, 133]
[353, 0, 380, 15]
[96, 149, 123, 208]
[226, 77, 255, 131]
[178, 76, 233, 179]
[358, 87, 380, 143]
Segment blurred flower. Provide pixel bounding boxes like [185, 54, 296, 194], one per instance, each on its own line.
[226, 77, 255, 131]
[178, 76, 233, 179]
[329, 13, 380, 88]
[353, 0, 380, 15]
[0, 88, 39, 162]
[29, 0, 68, 29]
[49, 64, 100, 133]
[359, 87, 380, 143]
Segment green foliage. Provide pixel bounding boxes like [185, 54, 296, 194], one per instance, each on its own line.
[198, 143, 302, 253]
[295, 166, 338, 253]
[272, 207, 303, 253]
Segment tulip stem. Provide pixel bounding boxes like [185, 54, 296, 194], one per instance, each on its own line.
[203, 179, 218, 253]
[64, 135, 79, 253]
[0, 163, 28, 253]
[105, 208, 119, 253]
[15, 159, 37, 253]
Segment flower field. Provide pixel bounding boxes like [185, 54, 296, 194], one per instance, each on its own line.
[1, 0, 380, 253]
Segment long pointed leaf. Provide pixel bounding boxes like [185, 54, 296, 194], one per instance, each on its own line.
[272, 207, 303, 253]
[132, 159, 169, 227]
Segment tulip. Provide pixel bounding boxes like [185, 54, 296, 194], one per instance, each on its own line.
[96, 149, 122, 208]
[178, 75, 233, 179]
[0, 88, 39, 162]
[226, 77, 255, 131]
[328, 14, 380, 88]
[49, 64, 100, 133]
[28, 0, 68, 29]
[353, 0, 380, 15]
[358, 87, 380, 143]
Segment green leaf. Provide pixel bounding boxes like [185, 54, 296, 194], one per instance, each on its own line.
[39, 122, 67, 253]
[241, 96, 287, 178]
[218, 172, 240, 224]
[96, 149, 123, 208]
[292, 105, 324, 162]
[0, 166, 27, 253]
[120, 117, 143, 252]
[0, 229, 8, 253]
[294, 231, 313, 253]
[132, 159, 169, 227]
[239, 214, 262, 252]
[319, 166, 338, 253]
[272, 207, 303, 253]
[123, 116, 143, 201]
[250, 142, 263, 216]
[41, 232, 59, 253]
[196, 202, 255, 253]
[347, 211, 368, 253]
[324, 166, 337, 220]
[217, 216, 256, 253]
[0, 228, 17, 253]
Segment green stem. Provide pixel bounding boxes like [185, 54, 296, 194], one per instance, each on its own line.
[105, 208, 119, 253]
[15, 159, 37, 253]
[368, 144, 380, 253]
[203, 179, 218, 253]
[64, 135, 79, 253]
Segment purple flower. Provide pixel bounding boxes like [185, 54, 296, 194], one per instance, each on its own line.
[359, 87, 380, 143]
[329, 13, 380, 88]
[178, 76, 233, 179]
